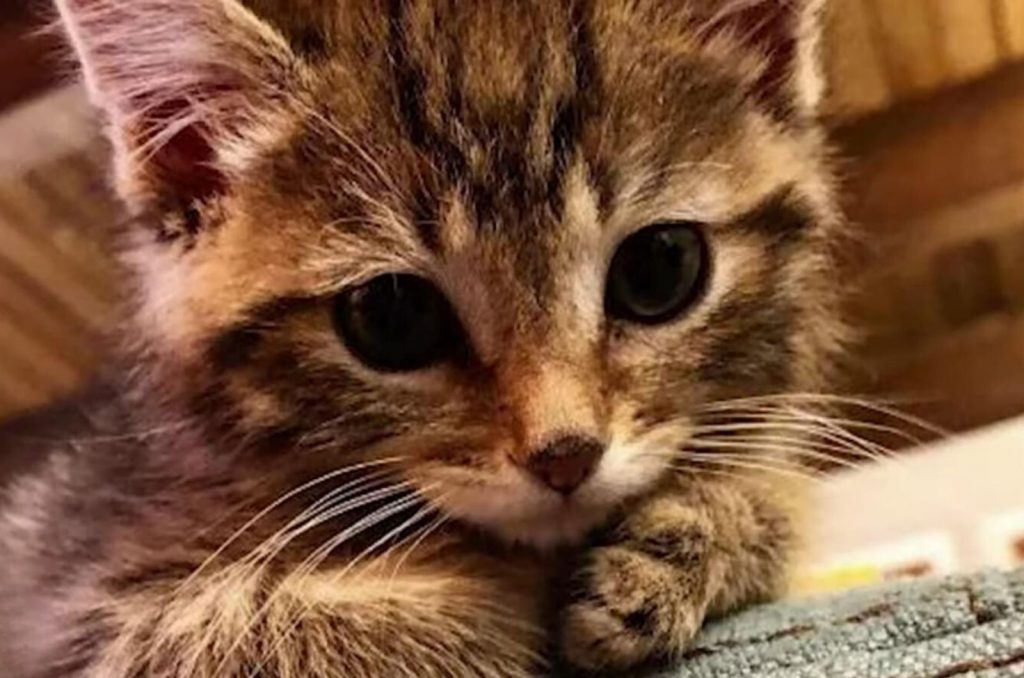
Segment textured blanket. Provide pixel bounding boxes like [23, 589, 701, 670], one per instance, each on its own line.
[663, 569, 1024, 678]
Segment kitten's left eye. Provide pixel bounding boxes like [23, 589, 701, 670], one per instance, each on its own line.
[606, 222, 709, 324]
[332, 274, 463, 372]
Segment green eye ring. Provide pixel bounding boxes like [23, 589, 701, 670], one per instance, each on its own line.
[605, 222, 710, 324]
[332, 274, 464, 372]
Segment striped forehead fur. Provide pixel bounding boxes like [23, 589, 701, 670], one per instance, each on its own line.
[46, 0, 844, 531]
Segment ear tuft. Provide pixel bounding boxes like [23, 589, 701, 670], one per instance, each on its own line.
[56, 0, 298, 208]
[694, 0, 827, 116]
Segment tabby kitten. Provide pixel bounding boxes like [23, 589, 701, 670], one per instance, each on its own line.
[0, 0, 841, 675]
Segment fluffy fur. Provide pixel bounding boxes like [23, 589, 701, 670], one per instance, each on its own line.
[0, 1, 843, 675]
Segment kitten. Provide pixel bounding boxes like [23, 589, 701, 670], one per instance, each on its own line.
[0, 0, 842, 676]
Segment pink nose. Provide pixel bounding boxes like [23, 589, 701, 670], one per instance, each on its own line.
[524, 435, 604, 495]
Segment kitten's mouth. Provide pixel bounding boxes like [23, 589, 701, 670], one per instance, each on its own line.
[421, 442, 671, 548]
[432, 479, 623, 549]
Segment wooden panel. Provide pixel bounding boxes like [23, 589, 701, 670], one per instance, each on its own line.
[824, 0, 1023, 116]
[840, 61, 1024, 436]
[838, 63, 1024, 226]
[873, 182, 1024, 256]
[0, 265, 99, 369]
[0, 208, 111, 326]
[0, 88, 118, 421]
[995, 0, 1024, 57]
[996, 223, 1024, 308]
[865, 0, 946, 96]
[860, 316, 1024, 434]
[0, 0, 39, 24]
[0, 0, 60, 113]
[0, 311, 82, 391]
[824, 0, 893, 116]
[933, 0, 1001, 81]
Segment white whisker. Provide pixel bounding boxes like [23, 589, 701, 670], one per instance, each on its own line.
[176, 456, 405, 594]
[242, 486, 441, 676]
[695, 409, 927, 448]
[689, 423, 895, 464]
[697, 393, 948, 437]
[686, 437, 865, 471]
[672, 454, 829, 485]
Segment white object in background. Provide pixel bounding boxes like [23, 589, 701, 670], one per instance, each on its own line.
[808, 414, 1024, 574]
[795, 531, 958, 595]
[978, 509, 1024, 570]
[816, 532, 960, 578]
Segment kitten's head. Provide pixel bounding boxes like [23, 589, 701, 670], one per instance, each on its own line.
[59, 0, 840, 547]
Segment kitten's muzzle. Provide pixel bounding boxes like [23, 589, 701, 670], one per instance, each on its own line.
[524, 435, 604, 496]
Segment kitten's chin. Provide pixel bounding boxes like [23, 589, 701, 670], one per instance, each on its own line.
[483, 502, 613, 549]
[431, 480, 614, 549]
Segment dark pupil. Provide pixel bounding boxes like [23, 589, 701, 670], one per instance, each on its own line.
[607, 224, 708, 323]
[333, 274, 458, 371]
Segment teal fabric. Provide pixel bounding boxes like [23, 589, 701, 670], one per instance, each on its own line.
[665, 569, 1024, 678]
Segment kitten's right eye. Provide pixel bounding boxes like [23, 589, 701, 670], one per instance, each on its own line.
[605, 222, 709, 324]
[332, 274, 463, 372]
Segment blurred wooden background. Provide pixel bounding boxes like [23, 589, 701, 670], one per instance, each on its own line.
[822, 1, 1024, 434]
[0, 0, 1022, 436]
[824, 0, 1024, 117]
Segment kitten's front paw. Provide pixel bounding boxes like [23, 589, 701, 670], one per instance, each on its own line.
[558, 543, 707, 675]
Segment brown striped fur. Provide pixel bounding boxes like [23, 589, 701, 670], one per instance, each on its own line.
[0, 1, 842, 675]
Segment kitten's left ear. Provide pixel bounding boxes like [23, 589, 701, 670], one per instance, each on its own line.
[697, 0, 827, 116]
[56, 0, 301, 209]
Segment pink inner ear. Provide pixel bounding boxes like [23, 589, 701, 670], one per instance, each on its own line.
[141, 98, 226, 205]
[699, 3, 800, 111]
[726, 5, 797, 95]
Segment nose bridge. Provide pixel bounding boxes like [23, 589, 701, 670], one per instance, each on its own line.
[481, 235, 606, 461]
[499, 340, 605, 464]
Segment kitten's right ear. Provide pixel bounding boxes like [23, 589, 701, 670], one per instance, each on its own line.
[56, 0, 300, 209]
[689, 0, 827, 116]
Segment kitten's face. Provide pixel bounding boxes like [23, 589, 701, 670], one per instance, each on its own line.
[63, 0, 838, 547]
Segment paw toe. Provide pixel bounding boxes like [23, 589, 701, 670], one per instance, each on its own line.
[559, 547, 673, 671]
[560, 598, 656, 673]
[560, 544, 708, 672]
